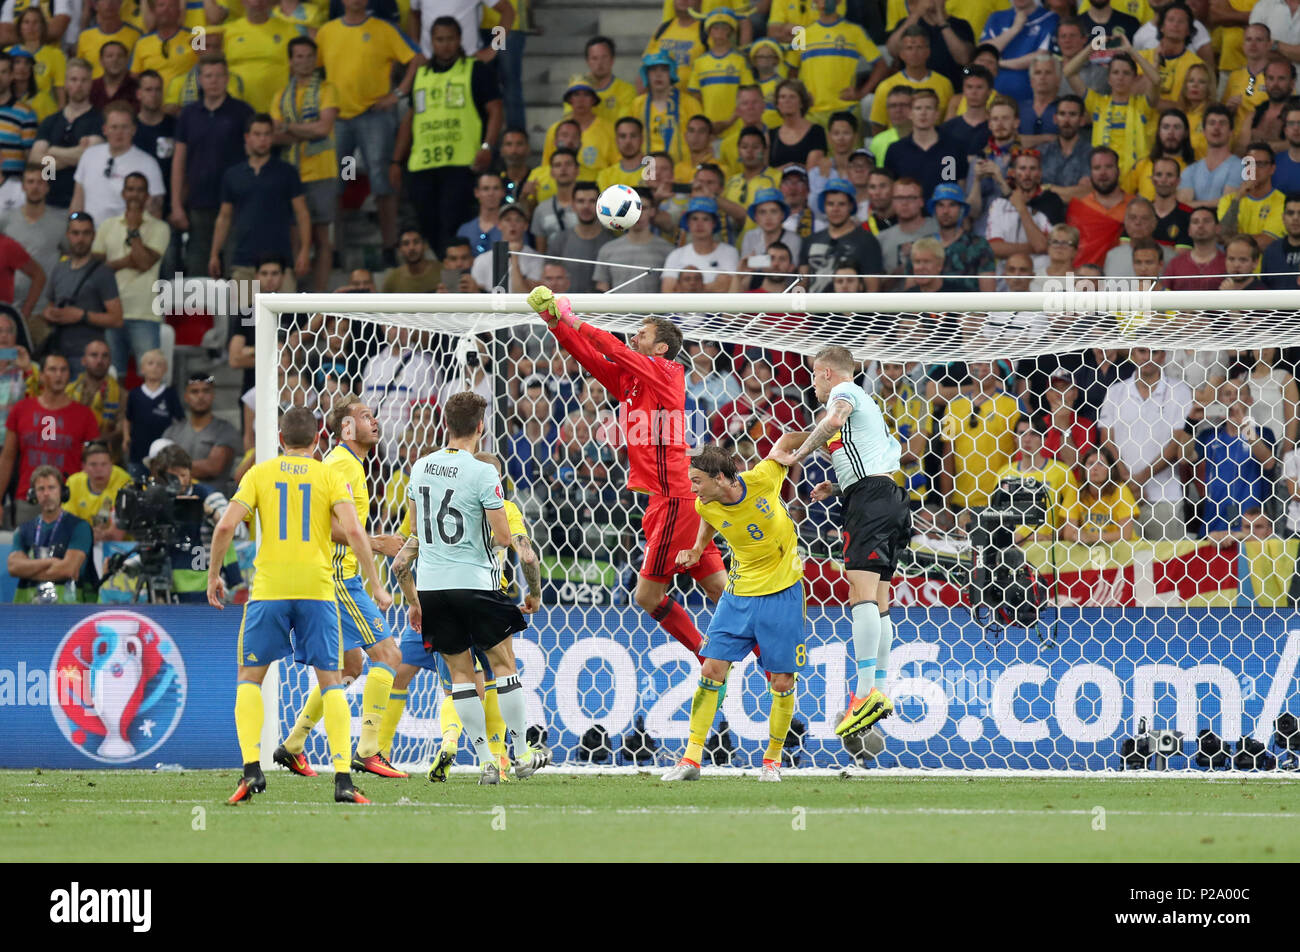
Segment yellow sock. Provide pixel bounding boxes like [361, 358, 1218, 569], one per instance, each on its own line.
[440, 694, 462, 748]
[235, 681, 263, 765]
[483, 680, 507, 762]
[321, 685, 352, 774]
[378, 687, 408, 759]
[283, 685, 323, 755]
[766, 683, 796, 764]
[684, 676, 725, 765]
[356, 664, 393, 758]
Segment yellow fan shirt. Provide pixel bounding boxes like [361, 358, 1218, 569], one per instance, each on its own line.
[687, 48, 753, 127]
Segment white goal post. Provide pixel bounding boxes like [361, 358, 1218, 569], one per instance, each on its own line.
[250, 289, 1300, 772]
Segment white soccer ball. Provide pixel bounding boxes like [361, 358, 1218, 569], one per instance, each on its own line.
[596, 184, 642, 234]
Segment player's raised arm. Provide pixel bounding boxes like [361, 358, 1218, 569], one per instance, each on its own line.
[767, 431, 811, 464]
[527, 286, 624, 391]
[207, 499, 250, 608]
[676, 516, 714, 570]
[335, 499, 393, 612]
[773, 399, 854, 466]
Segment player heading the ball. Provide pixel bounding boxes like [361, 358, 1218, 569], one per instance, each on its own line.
[773, 345, 908, 739]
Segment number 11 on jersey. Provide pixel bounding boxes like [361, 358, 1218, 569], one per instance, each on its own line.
[276, 481, 312, 541]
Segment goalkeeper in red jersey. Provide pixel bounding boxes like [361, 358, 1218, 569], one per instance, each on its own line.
[528, 286, 726, 657]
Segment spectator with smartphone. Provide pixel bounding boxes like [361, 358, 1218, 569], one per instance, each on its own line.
[435, 237, 477, 294]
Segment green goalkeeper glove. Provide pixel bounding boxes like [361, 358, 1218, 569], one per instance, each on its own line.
[527, 286, 557, 325]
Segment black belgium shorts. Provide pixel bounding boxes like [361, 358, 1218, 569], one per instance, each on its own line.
[840, 475, 912, 576]
[417, 588, 528, 656]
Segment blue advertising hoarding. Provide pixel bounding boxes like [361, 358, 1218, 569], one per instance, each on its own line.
[1, 605, 1298, 769]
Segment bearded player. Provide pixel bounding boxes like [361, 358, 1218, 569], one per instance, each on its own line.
[272, 396, 410, 780]
[772, 345, 907, 738]
[527, 286, 727, 659]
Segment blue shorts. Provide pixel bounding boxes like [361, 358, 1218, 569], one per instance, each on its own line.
[239, 599, 343, 671]
[336, 575, 391, 652]
[398, 628, 493, 690]
[700, 582, 807, 675]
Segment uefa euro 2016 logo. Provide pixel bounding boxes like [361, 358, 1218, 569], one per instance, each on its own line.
[50, 612, 187, 764]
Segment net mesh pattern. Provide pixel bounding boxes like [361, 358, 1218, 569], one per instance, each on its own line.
[259, 294, 1300, 771]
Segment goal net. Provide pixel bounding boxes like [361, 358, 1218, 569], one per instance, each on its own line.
[252, 288, 1300, 772]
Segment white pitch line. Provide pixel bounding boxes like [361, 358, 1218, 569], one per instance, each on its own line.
[6, 803, 1297, 821]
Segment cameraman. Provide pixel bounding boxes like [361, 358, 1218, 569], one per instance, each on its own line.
[8, 466, 98, 603]
[149, 443, 243, 602]
[104, 444, 244, 602]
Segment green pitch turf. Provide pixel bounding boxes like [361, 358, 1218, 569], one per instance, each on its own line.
[2, 769, 1297, 862]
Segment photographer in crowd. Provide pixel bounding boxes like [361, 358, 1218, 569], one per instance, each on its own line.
[7, 465, 98, 603]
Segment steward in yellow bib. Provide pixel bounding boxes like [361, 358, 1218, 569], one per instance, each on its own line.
[392, 14, 503, 256]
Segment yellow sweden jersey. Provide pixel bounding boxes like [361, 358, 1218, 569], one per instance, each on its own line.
[769, 0, 817, 69]
[632, 89, 705, 166]
[1224, 66, 1268, 133]
[499, 499, 528, 591]
[1138, 47, 1201, 105]
[1218, 189, 1285, 240]
[315, 15, 419, 119]
[795, 17, 880, 116]
[871, 70, 952, 128]
[688, 49, 753, 126]
[566, 76, 638, 127]
[77, 23, 143, 78]
[326, 443, 369, 581]
[696, 459, 802, 596]
[597, 161, 647, 192]
[940, 393, 1022, 509]
[221, 15, 304, 113]
[270, 78, 339, 182]
[233, 453, 353, 601]
[64, 467, 133, 523]
[644, 18, 706, 90]
[130, 28, 199, 89]
[542, 114, 618, 180]
[1072, 484, 1140, 539]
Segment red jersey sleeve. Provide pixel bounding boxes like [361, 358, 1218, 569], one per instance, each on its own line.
[573, 322, 661, 379]
[575, 321, 689, 412]
[551, 320, 624, 394]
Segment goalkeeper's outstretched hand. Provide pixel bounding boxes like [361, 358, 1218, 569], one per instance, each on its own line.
[526, 285, 573, 329]
[527, 285, 555, 319]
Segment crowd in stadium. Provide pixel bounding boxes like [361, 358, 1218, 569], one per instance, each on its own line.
[3, 0, 1300, 603]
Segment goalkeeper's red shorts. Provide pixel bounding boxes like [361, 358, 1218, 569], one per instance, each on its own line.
[640, 494, 724, 583]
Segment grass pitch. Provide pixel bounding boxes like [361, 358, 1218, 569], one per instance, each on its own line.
[2, 768, 1297, 862]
